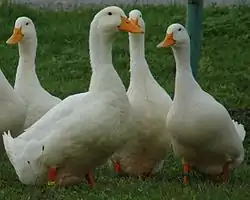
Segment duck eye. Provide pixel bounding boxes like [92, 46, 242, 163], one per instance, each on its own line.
[108, 12, 112, 16]
[139, 15, 142, 18]
[25, 22, 29, 26]
[178, 28, 182, 31]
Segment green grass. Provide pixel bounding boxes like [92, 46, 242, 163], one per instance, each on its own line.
[0, 2, 250, 200]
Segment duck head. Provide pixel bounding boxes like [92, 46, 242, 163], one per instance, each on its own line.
[157, 23, 190, 48]
[128, 9, 145, 33]
[92, 6, 144, 35]
[6, 16, 36, 45]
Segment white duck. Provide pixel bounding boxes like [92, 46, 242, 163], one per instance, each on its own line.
[3, 6, 143, 186]
[0, 70, 26, 154]
[157, 23, 245, 184]
[6, 17, 61, 129]
[111, 9, 172, 177]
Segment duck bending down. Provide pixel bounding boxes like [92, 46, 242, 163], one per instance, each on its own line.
[157, 23, 245, 184]
[111, 9, 172, 177]
[6, 17, 61, 129]
[3, 6, 143, 187]
[0, 70, 26, 154]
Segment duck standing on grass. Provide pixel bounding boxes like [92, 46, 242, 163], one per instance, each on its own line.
[157, 23, 246, 184]
[6, 17, 61, 129]
[0, 70, 26, 154]
[111, 9, 172, 177]
[3, 6, 143, 187]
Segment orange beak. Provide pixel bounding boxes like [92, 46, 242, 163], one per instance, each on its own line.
[157, 32, 175, 48]
[6, 28, 23, 45]
[117, 16, 143, 33]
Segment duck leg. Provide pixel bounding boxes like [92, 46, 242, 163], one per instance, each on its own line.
[85, 171, 95, 188]
[222, 162, 230, 183]
[113, 160, 121, 175]
[47, 167, 56, 185]
[183, 163, 190, 184]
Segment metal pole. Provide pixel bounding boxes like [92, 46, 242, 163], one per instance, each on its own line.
[186, 0, 203, 78]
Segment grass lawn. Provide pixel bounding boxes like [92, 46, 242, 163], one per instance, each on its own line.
[0, 2, 250, 200]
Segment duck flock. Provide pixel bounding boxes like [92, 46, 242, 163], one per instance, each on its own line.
[0, 6, 246, 187]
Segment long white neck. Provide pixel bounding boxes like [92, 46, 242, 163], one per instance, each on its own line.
[128, 32, 153, 87]
[172, 44, 201, 101]
[129, 32, 145, 60]
[14, 36, 41, 91]
[88, 22, 126, 95]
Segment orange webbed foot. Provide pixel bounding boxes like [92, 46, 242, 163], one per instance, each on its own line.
[113, 160, 121, 175]
[47, 167, 56, 186]
[183, 163, 190, 185]
[85, 171, 95, 188]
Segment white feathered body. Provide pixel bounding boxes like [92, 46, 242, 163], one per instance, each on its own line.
[112, 57, 172, 175]
[168, 83, 245, 175]
[3, 88, 131, 185]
